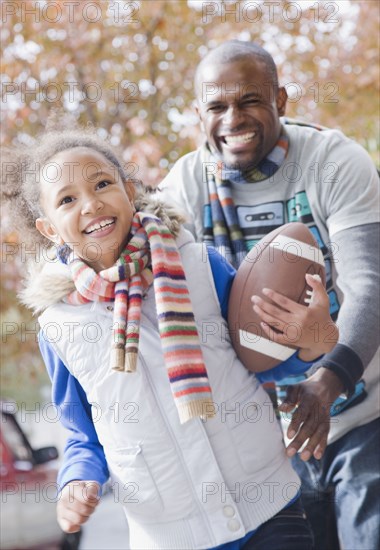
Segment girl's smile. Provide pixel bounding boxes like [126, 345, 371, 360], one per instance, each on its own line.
[36, 147, 135, 271]
[83, 216, 116, 236]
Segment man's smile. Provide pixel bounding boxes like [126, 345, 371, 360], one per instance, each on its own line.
[222, 132, 257, 146]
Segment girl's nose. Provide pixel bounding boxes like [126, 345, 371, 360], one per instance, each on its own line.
[81, 196, 103, 215]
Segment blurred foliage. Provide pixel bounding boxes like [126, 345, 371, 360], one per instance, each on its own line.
[1, 0, 379, 403]
[1, 230, 50, 405]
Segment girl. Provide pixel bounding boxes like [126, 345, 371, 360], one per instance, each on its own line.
[4, 117, 337, 550]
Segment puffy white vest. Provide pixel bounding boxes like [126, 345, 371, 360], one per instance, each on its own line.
[39, 230, 300, 550]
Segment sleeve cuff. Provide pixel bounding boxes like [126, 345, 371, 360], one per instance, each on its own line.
[315, 343, 364, 396]
[295, 350, 324, 366]
[58, 461, 109, 493]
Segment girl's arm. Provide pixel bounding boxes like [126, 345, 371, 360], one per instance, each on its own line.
[207, 246, 318, 379]
[38, 336, 109, 489]
[39, 337, 109, 532]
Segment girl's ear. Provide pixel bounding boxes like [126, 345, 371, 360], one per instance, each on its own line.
[35, 217, 64, 244]
[124, 180, 135, 204]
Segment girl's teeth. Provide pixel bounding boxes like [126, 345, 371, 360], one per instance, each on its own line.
[85, 219, 114, 234]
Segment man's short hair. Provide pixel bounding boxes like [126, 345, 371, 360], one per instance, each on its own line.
[194, 40, 279, 92]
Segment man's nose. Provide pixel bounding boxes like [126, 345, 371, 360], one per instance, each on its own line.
[81, 196, 103, 215]
[222, 104, 244, 128]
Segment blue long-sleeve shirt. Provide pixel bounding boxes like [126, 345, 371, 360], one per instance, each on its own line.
[39, 247, 314, 489]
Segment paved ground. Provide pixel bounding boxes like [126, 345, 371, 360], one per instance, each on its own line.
[79, 493, 130, 550]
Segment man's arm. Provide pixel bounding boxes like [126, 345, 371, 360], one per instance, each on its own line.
[322, 223, 380, 388]
[281, 223, 380, 460]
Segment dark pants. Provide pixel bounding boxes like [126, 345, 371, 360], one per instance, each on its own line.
[242, 498, 314, 550]
[292, 418, 380, 550]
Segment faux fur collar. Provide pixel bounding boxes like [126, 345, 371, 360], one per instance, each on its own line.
[20, 187, 186, 314]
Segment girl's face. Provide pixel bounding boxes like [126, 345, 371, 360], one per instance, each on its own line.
[36, 147, 135, 271]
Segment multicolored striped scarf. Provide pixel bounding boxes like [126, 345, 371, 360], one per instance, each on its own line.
[58, 211, 215, 424]
[202, 119, 325, 267]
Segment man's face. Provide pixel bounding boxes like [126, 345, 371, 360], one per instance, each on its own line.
[196, 57, 287, 170]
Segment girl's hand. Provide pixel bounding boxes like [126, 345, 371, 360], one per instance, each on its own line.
[251, 273, 339, 361]
[57, 480, 100, 533]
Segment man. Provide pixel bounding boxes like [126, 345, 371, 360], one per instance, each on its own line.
[159, 41, 380, 550]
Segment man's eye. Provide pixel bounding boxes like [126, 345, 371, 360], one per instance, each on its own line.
[60, 196, 74, 205]
[207, 104, 224, 113]
[242, 98, 260, 105]
[97, 180, 111, 189]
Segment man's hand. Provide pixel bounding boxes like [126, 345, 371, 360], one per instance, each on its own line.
[57, 480, 100, 533]
[251, 273, 339, 361]
[279, 368, 344, 461]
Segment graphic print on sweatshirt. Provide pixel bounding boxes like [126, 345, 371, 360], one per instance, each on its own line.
[234, 191, 340, 320]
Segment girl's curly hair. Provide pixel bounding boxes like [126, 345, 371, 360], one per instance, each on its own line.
[1, 111, 132, 251]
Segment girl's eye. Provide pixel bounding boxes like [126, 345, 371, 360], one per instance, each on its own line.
[60, 196, 74, 205]
[96, 180, 111, 190]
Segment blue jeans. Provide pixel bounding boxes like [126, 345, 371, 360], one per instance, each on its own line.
[291, 417, 380, 550]
[215, 498, 314, 550]
[243, 497, 314, 550]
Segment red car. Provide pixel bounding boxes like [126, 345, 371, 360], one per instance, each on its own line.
[0, 401, 80, 550]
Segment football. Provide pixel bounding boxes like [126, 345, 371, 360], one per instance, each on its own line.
[227, 223, 326, 373]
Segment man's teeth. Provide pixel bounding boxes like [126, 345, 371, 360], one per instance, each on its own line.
[224, 132, 256, 145]
[85, 218, 114, 234]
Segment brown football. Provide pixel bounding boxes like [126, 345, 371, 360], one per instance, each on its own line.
[227, 223, 326, 373]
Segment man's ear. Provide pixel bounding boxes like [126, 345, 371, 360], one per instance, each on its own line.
[36, 217, 63, 244]
[276, 86, 288, 117]
[194, 102, 205, 132]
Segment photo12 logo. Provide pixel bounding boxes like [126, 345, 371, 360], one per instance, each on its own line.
[201, 2, 340, 24]
[1, 81, 140, 105]
[1, 2, 140, 25]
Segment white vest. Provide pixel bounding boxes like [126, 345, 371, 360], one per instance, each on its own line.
[39, 230, 300, 550]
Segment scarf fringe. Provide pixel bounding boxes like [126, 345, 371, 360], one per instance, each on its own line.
[124, 352, 138, 373]
[177, 399, 217, 424]
[111, 349, 137, 373]
[111, 347, 127, 372]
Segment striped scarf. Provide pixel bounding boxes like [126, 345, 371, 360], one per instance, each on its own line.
[58, 211, 215, 424]
[202, 120, 326, 267]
